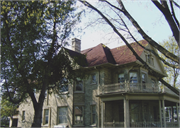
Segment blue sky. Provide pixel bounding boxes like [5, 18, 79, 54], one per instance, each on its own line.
[68, 0, 180, 51]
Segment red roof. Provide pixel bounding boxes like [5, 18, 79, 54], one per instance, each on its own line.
[67, 40, 148, 67]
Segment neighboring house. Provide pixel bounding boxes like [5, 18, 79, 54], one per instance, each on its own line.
[13, 38, 179, 128]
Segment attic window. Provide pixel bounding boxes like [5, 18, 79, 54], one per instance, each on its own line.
[146, 54, 154, 66]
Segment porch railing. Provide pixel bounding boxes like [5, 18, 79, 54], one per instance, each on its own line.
[130, 122, 161, 127]
[99, 83, 164, 94]
[166, 122, 178, 127]
[104, 122, 124, 127]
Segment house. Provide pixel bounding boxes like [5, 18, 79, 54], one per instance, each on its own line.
[13, 38, 179, 128]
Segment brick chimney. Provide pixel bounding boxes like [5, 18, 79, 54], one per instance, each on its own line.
[72, 38, 81, 53]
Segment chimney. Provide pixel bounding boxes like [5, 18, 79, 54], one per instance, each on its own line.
[72, 38, 81, 53]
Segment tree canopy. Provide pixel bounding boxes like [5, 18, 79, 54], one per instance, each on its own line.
[1, 0, 83, 127]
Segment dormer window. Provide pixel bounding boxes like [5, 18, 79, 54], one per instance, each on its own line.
[146, 54, 154, 66]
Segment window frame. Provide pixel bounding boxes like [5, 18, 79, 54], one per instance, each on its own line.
[43, 109, 49, 125]
[118, 73, 125, 83]
[151, 79, 156, 87]
[22, 111, 25, 121]
[74, 106, 84, 125]
[60, 78, 69, 93]
[57, 106, 68, 124]
[91, 74, 97, 84]
[129, 72, 138, 84]
[145, 53, 154, 66]
[141, 72, 147, 89]
[75, 80, 84, 92]
[91, 105, 96, 125]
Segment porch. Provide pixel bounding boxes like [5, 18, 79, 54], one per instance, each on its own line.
[101, 100, 179, 128]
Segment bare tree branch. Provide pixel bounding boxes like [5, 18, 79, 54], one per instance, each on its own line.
[170, 0, 180, 28]
[152, 0, 180, 46]
[115, 0, 179, 63]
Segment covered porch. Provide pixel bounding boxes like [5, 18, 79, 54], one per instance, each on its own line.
[100, 95, 179, 127]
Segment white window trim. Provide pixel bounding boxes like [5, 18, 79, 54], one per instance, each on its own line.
[42, 108, 51, 126]
[22, 111, 25, 122]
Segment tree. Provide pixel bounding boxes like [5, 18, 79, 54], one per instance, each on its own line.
[160, 36, 180, 88]
[1, 1, 83, 127]
[78, 0, 180, 94]
[0, 96, 19, 127]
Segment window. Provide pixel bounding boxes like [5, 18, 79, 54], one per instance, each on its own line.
[75, 80, 83, 92]
[91, 74, 96, 84]
[91, 105, 96, 124]
[45, 90, 47, 98]
[58, 107, 68, 124]
[118, 73, 125, 83]
[22, 111, 25, 121]
[60, 78, 68, 92]
[142, 73, 147, 89]
[44, 109, 49, 125]
[151, 79, 156, 87]
[129, 72, 138, 84]
[74, 106, 83, 125]
[146, 54, 154, 66]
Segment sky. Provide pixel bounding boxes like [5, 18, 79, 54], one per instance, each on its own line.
[67, 0, 180, 51]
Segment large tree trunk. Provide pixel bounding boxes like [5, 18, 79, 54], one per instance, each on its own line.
[29, 83, 46, 128]
[31, 104, 43, 127]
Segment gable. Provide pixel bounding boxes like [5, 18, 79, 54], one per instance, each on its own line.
[140, 44, 167, 77]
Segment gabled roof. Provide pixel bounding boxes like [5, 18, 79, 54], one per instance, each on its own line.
[67, 40, 148, 67]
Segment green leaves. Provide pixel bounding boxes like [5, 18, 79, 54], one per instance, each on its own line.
[1, 0, 82, 109]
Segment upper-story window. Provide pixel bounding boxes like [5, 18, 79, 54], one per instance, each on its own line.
[60, 78, 68, 92]
[142, 73, 147, 83]
[118, 73, 125, 83]
[146, 54, 154, 66]
[75, 79, 83, 92]
[151, 79, 156, 87]
[91, 74, 96, 84]
[142, 73, 147, 89]
[129, 72, 138, 84]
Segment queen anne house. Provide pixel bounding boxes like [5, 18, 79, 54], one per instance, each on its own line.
[13, 38, 179, 128]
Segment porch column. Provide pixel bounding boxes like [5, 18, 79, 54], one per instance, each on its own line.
[176, 103, 179, 127]
[159, 100, 162, 127]
[162, 100, 166, 128]
[124, 97, 129, 128]
[171, 105, 174, 122]
[101, 102, 105, 128]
